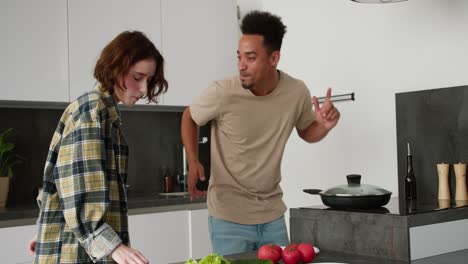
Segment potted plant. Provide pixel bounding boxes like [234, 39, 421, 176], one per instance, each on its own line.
[0, 128, 20, 207]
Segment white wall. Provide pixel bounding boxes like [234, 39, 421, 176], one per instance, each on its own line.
[237, 0, 262, 18]
[255, 0, 468, 230]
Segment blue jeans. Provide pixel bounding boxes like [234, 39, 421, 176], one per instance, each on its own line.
[208, 215, 290, 255]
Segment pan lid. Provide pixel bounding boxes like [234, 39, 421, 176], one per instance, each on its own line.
[321, 174, 392, 197]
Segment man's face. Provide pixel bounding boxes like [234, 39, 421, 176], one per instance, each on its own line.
[237, 34, 277, 90]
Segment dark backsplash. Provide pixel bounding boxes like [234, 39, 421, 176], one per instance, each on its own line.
[396, 85, 468, 208]
[0, 101, 210, 207]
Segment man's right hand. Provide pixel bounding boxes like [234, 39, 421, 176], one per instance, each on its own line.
[111, 244, 149, 264]
[188, 160, 207, 201]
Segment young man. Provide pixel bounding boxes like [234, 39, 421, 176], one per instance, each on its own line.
[181, 11, 340, 255]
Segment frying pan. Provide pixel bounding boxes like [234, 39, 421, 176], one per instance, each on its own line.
[303, 174, 392, 209]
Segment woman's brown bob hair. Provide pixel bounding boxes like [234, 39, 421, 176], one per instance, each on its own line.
[94, 31, 168, 103]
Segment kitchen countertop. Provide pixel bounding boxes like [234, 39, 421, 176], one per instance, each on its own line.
[300, 197, 468, 227]
[0, 194, 206, 228]
[171, 249, 408, 264]
[172, 248, 468, 264]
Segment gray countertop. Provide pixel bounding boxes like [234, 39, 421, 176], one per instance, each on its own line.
[172, 249, 468, 264]
[171, 249, 409, 264]
[0, 195, 206, 228]
[300, 197, 468, 227]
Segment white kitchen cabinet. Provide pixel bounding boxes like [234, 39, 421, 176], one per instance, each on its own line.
[189, 208, 212, 259]
[129, 210, 190, 264]
[0, 224, 37, 264]
[0, 0, 69, 102]
[128, 208, 211, 263]
[160, 0, 238, 106]
[68, 0, 163, 102]
[410, 219, 468, 260]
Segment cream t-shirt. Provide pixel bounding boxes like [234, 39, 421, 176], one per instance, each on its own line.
[190, 70, 315, 224]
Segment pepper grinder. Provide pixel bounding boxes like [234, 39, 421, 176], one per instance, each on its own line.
[454, 163, 468, 201]
[437, 163, 450, 200]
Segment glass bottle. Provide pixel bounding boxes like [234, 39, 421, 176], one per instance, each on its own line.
[405, 142, 417, 200]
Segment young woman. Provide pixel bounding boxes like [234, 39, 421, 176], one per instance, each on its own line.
[29, 31, 168, 264]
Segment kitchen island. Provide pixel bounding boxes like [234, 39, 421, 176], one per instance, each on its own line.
[172, 249, 408, 264]
[172, 248, 468, 264]
[290, 197, 468, 262]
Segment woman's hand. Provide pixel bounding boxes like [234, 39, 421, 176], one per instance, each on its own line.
[27, 236, 37, 256]
[111, 244, 149, 264]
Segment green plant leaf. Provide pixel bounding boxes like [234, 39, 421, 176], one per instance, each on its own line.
[0, 128, 19, 177]
[7, 168, 13, 179]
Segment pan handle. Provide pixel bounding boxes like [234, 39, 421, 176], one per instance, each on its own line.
[303, 189, 322, 195]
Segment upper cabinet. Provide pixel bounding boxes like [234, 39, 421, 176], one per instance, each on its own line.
[68, 0, 162, 102]
[161, 0, 238, 106]
[0, 0, 69, 102]
[1, 0, 238, 105]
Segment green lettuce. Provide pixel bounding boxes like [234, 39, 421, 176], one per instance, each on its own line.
[184, 254, 273, 264]
[185, 253, 230, 264]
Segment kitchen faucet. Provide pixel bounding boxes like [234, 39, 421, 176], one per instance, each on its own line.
[181, 145, 188, 192]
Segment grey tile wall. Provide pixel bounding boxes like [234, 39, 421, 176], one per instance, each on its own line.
[395, 85, 468, 211]
[0, 101, 209, 207]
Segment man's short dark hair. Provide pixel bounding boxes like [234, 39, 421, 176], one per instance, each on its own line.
[240, 11, 287, 53]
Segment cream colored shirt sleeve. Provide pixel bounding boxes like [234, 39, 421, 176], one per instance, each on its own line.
[190, 82, 223, 126]
[296, 85, 316, 130]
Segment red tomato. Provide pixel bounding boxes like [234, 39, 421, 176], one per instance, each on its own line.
[270, 244, 282, 257]
[258, 244, 281, 264]
[282, 245, 301, 264]
[287, 243, 298, 249]
[297, 242, 316, 263]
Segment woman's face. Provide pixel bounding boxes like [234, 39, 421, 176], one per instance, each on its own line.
[113, 58, 156, 107]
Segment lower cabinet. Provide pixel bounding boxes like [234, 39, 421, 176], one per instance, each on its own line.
[129, 208, 212, 263]
[0, 224, 37, 264]
[0, 208, 211, 264]
[189, 208, 213, 259]
[129, 210, 190, 263]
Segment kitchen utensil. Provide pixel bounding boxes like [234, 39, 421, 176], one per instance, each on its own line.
[454, 163, 468, 201]
[303, 174, 392, 209]
[437, 163, 450, 200]
[316, 92, 355, 104]
[455, 200, 468, 208]
[437, 199, 450, 210]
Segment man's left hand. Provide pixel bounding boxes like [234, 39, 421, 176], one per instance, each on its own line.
[312, 87, 340, 131]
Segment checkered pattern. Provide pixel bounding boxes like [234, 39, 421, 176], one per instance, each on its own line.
[34, 87, 129, 264]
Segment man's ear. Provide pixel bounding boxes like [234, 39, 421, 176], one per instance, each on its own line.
[270, 50, 280, 67]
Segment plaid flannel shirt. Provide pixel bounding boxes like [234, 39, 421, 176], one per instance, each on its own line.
[34, 87, 129, 264]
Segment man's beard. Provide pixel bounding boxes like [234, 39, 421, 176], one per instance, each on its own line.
[241, 81, 253, 90]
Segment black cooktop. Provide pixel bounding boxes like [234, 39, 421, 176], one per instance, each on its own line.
[300, 197, 468, 216]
